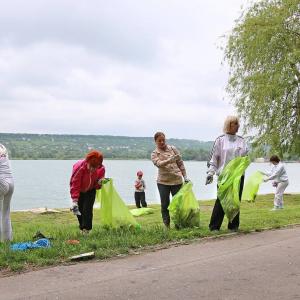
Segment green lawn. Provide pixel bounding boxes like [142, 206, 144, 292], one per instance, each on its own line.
[1, 193, 299, 274]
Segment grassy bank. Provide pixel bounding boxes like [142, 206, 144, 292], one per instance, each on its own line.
[1, 194, 299, 275]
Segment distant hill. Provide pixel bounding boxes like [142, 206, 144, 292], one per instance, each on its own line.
[0, 133, 213, 161]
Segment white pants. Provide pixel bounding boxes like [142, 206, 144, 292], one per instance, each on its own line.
[274, 180, 289, 208]
[0, 177, 14, 241]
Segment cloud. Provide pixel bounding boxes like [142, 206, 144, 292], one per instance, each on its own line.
[0, 0, 246, 140]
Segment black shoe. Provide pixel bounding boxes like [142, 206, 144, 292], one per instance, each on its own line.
[33, 231, 46, 239]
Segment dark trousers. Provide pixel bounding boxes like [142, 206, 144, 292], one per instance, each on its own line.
[134, 191, 147, 208]
[77, 189, 96, 230]
[209, 176, 245, 231]
[157, 183, 182, 226]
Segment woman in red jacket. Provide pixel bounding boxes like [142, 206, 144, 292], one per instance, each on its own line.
[70, 150, 105, 234]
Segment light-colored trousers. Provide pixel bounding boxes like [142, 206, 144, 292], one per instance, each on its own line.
[274, 180, 289, 208]
[0, 177, 14, 241]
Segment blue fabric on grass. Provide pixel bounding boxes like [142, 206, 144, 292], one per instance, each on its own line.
[10, 238, 51, 251]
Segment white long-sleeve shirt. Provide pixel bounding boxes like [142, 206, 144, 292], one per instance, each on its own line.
[262, 162, 288, 182]
[207, 134, 248, 176]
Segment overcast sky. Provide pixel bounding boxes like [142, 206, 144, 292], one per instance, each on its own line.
[0, 0, 248, 141]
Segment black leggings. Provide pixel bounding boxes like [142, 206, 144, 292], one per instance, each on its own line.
[134, 191, 147, 208]
[77, 189, 96, 230]
[157, 183, 182, 226]
[209, 176, 245, 231]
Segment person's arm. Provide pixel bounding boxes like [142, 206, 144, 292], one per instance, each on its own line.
[135, 180, 142, 189]
[95, 166, 106, 189]
[143, 179, 146, 189]
[171, 146, 187, 178]
[207, 138, 221, 176]
[265, 164, 283, 181]
[70, 166, 84, 202]
[151, 150, 177, 167]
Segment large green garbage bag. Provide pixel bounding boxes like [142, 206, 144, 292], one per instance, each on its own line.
[130, 207, 155, 217]
[242, 171, 264, 202]
[95, 179, 139, 229]
[218, 156, 251, 222]
[168, 182, 200, 229]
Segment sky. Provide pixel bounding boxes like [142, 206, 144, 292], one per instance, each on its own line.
[0, 0, 248, 141]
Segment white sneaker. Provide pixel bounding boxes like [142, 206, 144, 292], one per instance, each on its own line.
[270, 207, 280, 211]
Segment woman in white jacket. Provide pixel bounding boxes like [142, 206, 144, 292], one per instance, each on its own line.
[206, 116, 248, 231]
[261, 155, 289, 210]
[0, 144, 14, 241]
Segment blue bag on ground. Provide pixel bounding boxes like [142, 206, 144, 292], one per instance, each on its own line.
[218, 156, 251, 222]
[168, 182, 200, 228]
[11, 238, 51, 251]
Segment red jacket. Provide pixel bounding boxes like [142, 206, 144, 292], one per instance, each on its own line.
[70, 159, 105, 201]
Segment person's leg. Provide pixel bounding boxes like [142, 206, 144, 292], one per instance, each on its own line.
[140, 191, 147, 207]
[2, 180, 14, 241]
[276, 181, 289, 209]
[77, 193, 84, 230]
[209, 198, 225, 231]
[170, 184, 182, 197]
[228, 176, 245, 230]
[157, 183, 171, 226]
[0, 179, 11, 241]
[134, 192, 141, 208]
[81, 189, 96, 231]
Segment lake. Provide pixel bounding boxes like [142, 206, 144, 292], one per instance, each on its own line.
[10, 160, 300, 210]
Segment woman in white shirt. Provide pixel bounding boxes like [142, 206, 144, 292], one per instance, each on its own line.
[261, 155, 289, 210]
[206, 116, 248, 231]
[0, 144, 14, 241]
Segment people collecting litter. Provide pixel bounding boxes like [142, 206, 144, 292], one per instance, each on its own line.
[260, 155, 289, 210]
[70, 150, 105, 234]
[206, 116, 248, 231]
[151, 131, 189, 228]
[0, 144, 14, 242]
[134, 170, 147, 208]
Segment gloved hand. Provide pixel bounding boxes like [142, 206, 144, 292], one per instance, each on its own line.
[98, 178, 110, 185]
[70, 202, 81, 216]
[272, 181, 278, 187]
[183, 176, 190, 183]
[205, 175, 213, 185]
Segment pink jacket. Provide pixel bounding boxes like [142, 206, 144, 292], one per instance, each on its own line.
[70, 160, 105, 201]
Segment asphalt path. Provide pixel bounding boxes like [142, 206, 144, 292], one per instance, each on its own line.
[1, 226, 300, 300]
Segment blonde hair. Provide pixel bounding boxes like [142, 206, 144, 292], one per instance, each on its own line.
[223, 116, 240, 133]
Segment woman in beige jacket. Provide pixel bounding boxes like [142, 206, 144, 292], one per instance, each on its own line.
[151, 132, 189, 228]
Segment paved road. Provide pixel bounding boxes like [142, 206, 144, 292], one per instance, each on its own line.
[1, 227, 300, 300]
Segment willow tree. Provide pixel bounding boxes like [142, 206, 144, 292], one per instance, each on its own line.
[225, 0, 300, 156]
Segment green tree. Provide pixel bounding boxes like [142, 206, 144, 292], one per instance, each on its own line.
[225, 0, 300, 156]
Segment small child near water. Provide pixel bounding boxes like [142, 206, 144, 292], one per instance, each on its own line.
[260, 155, 289, 210]
[134, 170, 147, 208]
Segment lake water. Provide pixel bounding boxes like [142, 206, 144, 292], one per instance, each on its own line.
[10, 160, 300, 210]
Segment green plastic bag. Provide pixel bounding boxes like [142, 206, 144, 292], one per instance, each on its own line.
[95, 179, 139, 229]
[242, 171, 264, 202]
[168, 182, 200, 229]
[218, 156, 251, 222]
[130, 207, 155, 217]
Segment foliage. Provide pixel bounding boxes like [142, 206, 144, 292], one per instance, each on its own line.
[0, 133, 213, 161]
[225, 0, 300, 156]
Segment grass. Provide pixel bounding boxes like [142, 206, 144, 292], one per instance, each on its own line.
[1, 193, 299, 275]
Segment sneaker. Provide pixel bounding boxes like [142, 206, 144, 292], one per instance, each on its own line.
[270, 207, 280, 211]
